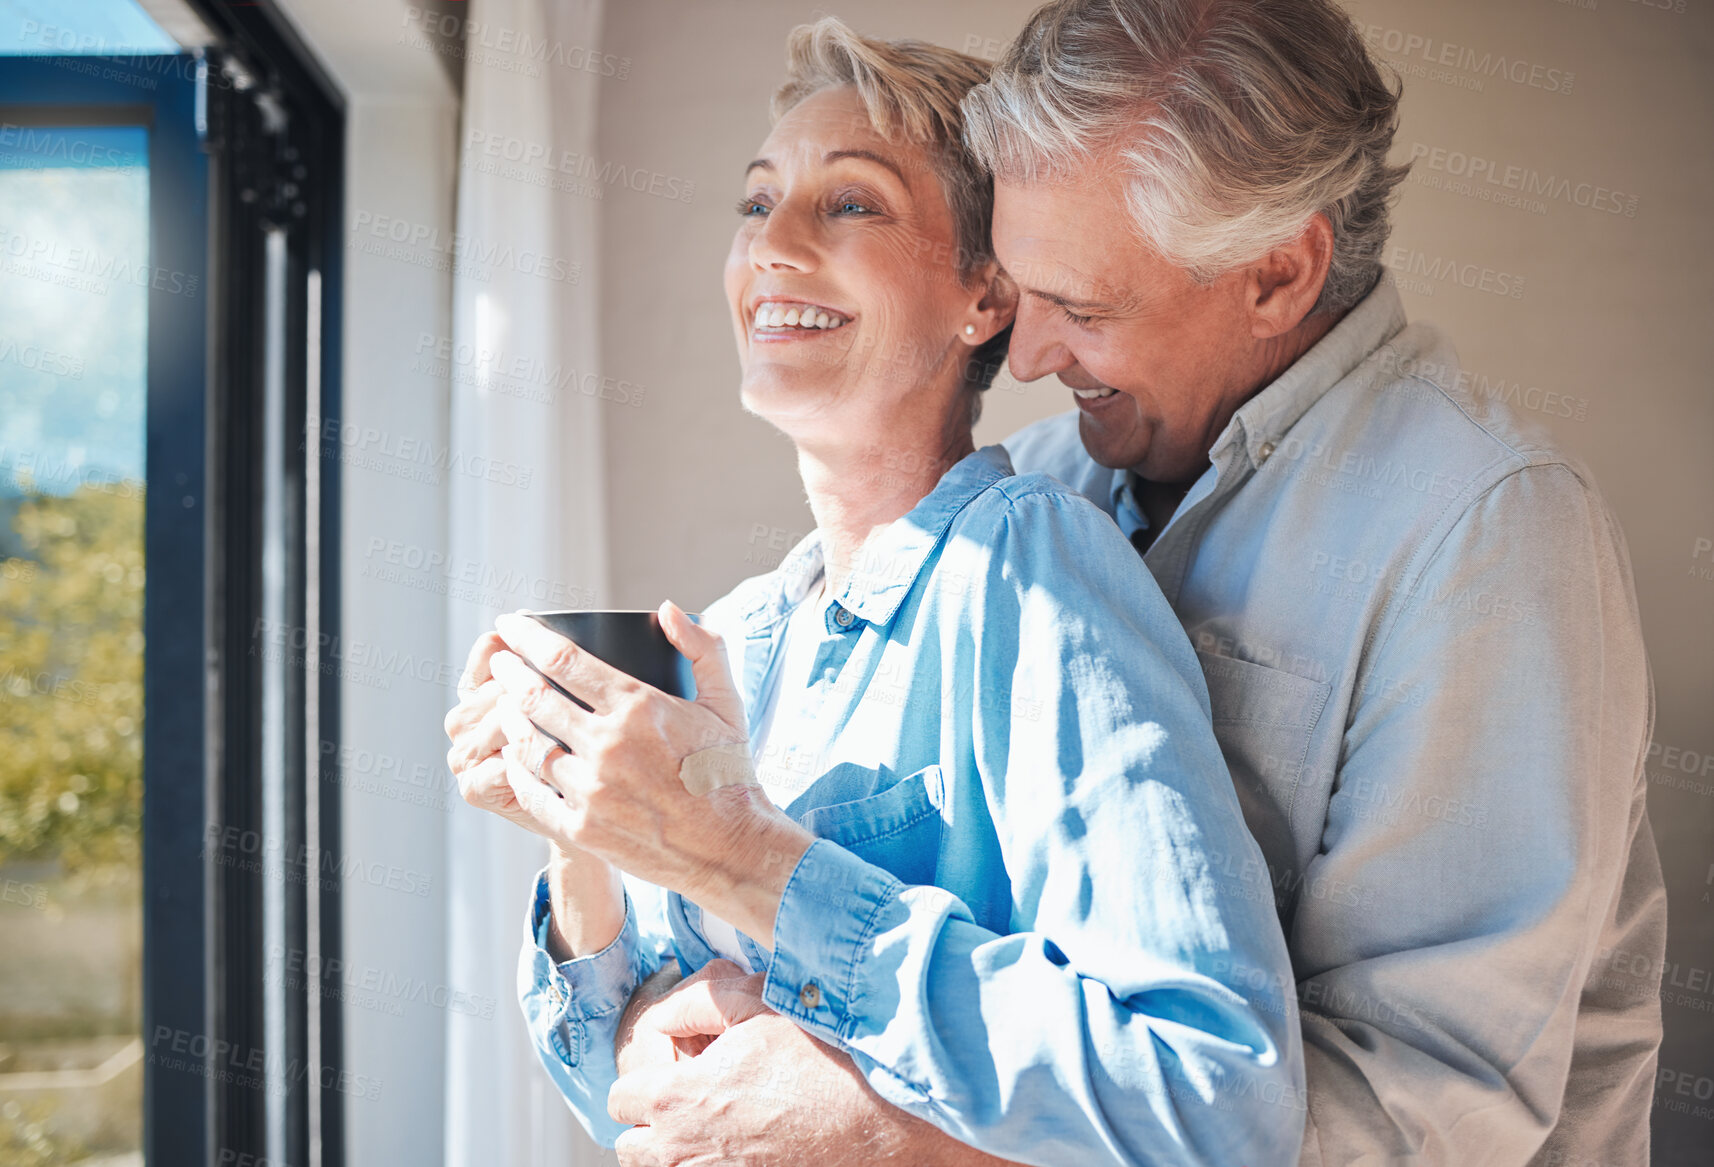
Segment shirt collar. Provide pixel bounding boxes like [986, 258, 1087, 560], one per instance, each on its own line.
[1105, 277, 1410, 530]
[1218, 277, 1408, 471]
[736, 444, 1014, 633]
[734, 531, 826, 631]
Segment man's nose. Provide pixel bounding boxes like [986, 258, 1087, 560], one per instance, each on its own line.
[1006, 303, 1076, 383]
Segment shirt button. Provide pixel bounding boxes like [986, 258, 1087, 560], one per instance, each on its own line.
[833, 607, 855, 628]
[799, 981, 823, 1009]
[1257, 440, 1276, 464]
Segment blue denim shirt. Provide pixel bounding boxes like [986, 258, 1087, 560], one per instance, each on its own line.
[518, 446, 1305, 1165]
[1005, 280, 1664, 1167]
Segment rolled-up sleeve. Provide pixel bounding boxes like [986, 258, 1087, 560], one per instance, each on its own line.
[1294, 463, 1663, 1165]
[516, 870, 669, 1147]
[763, 490, 1306, 1167]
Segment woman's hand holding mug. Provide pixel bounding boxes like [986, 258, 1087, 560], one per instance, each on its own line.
[444, 630, 624, 959]
[485, 601, 815, 947]
[445, 631, 547, 836]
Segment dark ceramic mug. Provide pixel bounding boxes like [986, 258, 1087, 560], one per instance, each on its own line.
[525, 610, 696, 707]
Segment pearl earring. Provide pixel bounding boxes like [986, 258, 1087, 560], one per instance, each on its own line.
[964, 324, 977, 336]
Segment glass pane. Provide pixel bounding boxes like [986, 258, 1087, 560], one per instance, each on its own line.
[0, 124, 148, 1167]
[0, 0, 177, 56]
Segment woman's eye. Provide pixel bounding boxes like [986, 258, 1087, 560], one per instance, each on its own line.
[1060, 307, 1096, 326]
[734, 198, 770, 218]
[834, 199, 873, 216]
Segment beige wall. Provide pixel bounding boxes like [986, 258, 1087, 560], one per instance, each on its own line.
[592, 1, 1713, 1159]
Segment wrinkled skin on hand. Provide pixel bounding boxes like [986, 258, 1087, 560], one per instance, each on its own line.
[607, 963, 1009, 1167]
[610, 1011, 904, 1167]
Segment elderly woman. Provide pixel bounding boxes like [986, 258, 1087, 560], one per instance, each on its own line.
[444, 19, 1300, 1167]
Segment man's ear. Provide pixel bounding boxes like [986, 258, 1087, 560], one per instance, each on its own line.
[1247, 213, 1334, 340]
[971, 263, 1019, 341]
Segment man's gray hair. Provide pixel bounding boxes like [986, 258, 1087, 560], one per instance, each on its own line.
[962, 0, 1409, 315]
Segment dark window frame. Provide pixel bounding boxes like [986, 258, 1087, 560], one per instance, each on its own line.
[0, 7, 345, 1161]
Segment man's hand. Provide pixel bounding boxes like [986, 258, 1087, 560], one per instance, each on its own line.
[615, 957, 770, 1079]
[615, 961, 707, 1076]
[630, 958, 771, 1061]
[606, 973, 1016, 1167]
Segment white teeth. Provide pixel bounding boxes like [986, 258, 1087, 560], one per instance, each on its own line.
[754, 302, 847, 331]
[1073, 386, 1117, 399]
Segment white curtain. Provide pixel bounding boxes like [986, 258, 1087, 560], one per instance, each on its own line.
[443, 1, 611, 1164]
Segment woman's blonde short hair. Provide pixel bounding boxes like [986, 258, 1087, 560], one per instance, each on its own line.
[775, 18, 996, 280]
[772, 18, 1010, 397]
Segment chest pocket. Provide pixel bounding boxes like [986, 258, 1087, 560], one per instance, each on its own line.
[794, 763, 944, 890]
[1196, 650, 1332, 920]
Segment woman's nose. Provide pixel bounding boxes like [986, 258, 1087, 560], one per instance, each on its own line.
[749, 203, 819, 273]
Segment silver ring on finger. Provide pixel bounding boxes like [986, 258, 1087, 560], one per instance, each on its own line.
[532, 738, 563, 781]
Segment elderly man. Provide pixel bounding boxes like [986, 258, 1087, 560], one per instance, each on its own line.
[600, 0, 1667, 1164]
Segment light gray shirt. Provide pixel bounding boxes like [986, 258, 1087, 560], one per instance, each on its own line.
[1005, 279, 1665, 1166]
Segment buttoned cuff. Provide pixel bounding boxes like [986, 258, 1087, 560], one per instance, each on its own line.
[519, 867, 653, 1069]
[762, 839, 907, 1045]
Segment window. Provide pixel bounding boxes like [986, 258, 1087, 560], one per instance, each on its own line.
[0, 2, 344, 1162]
[0, 117, 151, 1167]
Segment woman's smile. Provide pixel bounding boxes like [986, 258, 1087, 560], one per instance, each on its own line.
[722, 81, 1008, 440]
[748, 297, 852, 341]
